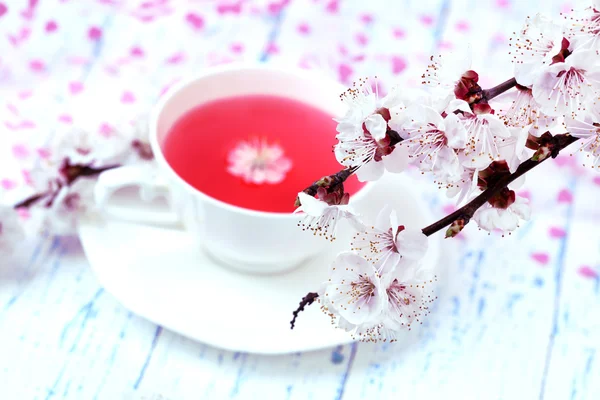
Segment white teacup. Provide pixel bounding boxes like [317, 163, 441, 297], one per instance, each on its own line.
[94, 65, 373, 274]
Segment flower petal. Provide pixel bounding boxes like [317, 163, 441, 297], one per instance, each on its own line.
[446, 99, 472, 114]
[443, 113, 468, 149]
[395, 227, 429, 262]
[296, 192, 328, 216]
[374, 205, 393, 231]
[356, 160, 385, 182]
[325, 252, 384, 325]
[382, 145, 409, 173]
[365, 114, 388, 141]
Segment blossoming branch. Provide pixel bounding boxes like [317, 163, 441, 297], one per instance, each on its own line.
[0, 118, 153, 246]
[291, 3, 600, 342]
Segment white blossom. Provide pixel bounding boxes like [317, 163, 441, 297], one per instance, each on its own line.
[495, 86, 558, 136]
[334, 81, 409, 182]
[24, 169, 97, 236]
[564, 112, 600, 169]
[49, 127, 129, 169]
[511, 14, 567, 86]
[451, 101, 512, 169]
[422, 46, 473, 103]
[391, 103, 467, 183]
[564, 3, 600, 51]
[351, 206, 429, 271]
[295, 191, 359, 241]
[319, 252, 386, 327]
[473, 194, 530, 234]
[445, 167, 479, 205]
[498, 126, 532, 173]
[319, 250, 436, 343]
[379, 266, 437, 334]
[532, 49, 600, 119]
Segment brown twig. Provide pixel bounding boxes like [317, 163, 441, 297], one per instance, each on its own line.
[13, 192, 49, 209]
[298, 167, 357, 199]
[290, 292, 319, 329]
[481, 77, 518, 102]
[421, 134, 579, 237]
[12, 163, 122, 210]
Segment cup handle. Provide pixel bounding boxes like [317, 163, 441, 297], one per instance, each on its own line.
[94, 165, 182, 227]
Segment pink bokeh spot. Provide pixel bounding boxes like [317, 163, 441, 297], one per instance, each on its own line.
[166, 52, 185, 64]
[356, 32, 368, 46]
[338, 44, 349, 57]
[99, 123, 114, 137]
[7, 103, 19, 116]
[325, 0, 339, 13]
[18, 90, 33, 100]
[1, 179, 17, 190]
[67, 56, 90, 66]
[267, 0, 290, 14]
[230, 43, 244, 54]
[121, 91, 136, 104]
[37, 148, 51, 160]
[392, 27, 406, 39]
[104, 65, 119, 75]
[531, 252, 550, 266]
[554, 154, 576, 168]
[297, 22, 311, 35]
[592, 176, 600, 186]
[0, 3, 7, 18]
[185, 12, 204, 31]
[45, 20, 58, 33]
[548, 226, 566, 239]
[518, 190, 531, 201]
[496, 0, 510, 7]
[265, 42, 279, 55]
[578, 265, 598, 280]
[442, 204, 456, 215]
[439, 40, 454, 50]
[216, 2, 242, 15]
[12, 144, 30, 159]
[130, 46, 145, 57]
[58, 114, 73, 124]
[8, 27, 31, 47]
[420, 15, 435, 26]
[7, 120, 37, 130]
[159, 78, 181, 97]
[88, 26, 103, 41]
[16, 208, 31, 220]
[391, 55, 407, 75]
[557, 189, 573, 204]
[338, 63, 353, 84]
[69, 81, 84, 94]
[360, 13, 373, 24]
[492, 33, 506, 44]
[22, 170, 33, 186]
[21, 8, 34, 20]
[455, 20, 470, 32]
[22, 120, 36, 129]
[29, 59, 45, 72]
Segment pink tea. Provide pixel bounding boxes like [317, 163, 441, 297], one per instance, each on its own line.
[162, 94, 365, 213]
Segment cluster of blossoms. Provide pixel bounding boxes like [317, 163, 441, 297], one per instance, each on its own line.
[0, 116, 154, 254]
[294, 2, 600, 341]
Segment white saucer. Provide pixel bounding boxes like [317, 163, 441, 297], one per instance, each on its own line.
[78, 174, 440, 354]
